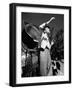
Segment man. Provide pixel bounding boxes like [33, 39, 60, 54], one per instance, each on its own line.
[39, 17, 55, 76]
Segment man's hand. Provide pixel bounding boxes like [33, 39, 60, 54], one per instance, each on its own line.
[46, 17, 55, 24]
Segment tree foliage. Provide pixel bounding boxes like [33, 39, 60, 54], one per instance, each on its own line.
[51, 29, 64, 60]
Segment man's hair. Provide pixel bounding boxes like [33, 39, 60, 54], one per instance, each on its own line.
[43, 25, 51, 32]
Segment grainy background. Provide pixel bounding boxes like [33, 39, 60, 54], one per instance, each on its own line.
[22, 12, 64, 31]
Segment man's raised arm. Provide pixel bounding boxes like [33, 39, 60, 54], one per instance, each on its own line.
[39, 17, 55, 28]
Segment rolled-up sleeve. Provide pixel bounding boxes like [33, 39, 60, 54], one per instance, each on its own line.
[39, 23, 46, 29]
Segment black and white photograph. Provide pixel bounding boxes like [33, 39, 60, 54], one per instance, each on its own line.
[10, 3, 71, 86]
[21, 13, 64, 77]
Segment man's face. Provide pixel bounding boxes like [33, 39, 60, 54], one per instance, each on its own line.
[45, 27, 50, 33]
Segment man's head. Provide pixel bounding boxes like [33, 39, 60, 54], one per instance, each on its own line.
[43, 25, 50, 33]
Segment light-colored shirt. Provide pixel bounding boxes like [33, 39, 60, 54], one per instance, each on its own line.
[41, 32, 51, 49]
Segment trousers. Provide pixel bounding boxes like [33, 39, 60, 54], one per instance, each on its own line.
[40, 48, 52, 76]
